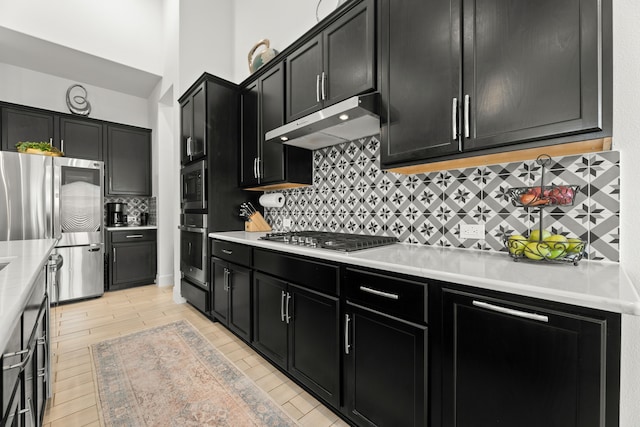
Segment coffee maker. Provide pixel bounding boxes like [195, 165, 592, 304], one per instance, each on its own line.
[106, 202, 127, 227]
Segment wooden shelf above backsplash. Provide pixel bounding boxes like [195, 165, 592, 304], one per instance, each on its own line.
[386, 138, 612, 175]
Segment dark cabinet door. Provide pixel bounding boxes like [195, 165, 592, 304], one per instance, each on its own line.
[239, 83, 259, 187]
[380, 0, 461, 167]
[105, 125, 151, 196]
[288, 284, 340, 408]
[286, 35, 323, 122]
[252, 272, 288, 370]
[111, 242, 156, 287]
[228, 263, 252, 342]
[1, 107, 55, 151]
[260, 64, 286, 184]
[442, 288, 616, 427]
[180, 83, 207, 164]
[59, 117, 103, 160]
[180, 94, 193, 164]
[462, 0, 603, 151]
[344, 304, 427, 427]
[211, 259, 229, 322]
[323, 0, 375, 106]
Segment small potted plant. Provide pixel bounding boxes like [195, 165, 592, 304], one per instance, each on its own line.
[15, 141, 63, 156]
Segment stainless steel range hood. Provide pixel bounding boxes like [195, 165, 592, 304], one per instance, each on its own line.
[265, 93, 380, 150]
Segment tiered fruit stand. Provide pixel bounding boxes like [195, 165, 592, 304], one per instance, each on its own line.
[503, 155, 586, 266]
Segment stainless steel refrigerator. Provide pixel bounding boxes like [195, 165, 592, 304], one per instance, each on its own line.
[0, 151, 104, 303]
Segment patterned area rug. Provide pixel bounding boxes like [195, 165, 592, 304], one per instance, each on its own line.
[92, 320, 298, 426]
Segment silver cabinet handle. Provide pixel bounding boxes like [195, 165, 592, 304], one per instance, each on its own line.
[344, 314, 351, 355]
[464, 94, 470, 138]
[280, 290, 286, 322]
[253, 158, 257, 179]
[186, 136, 192, 157]
[285, 292, 292, 324]
[452, 98, 458, 141]
[321, 71, 327, 101]
[3, 347, 31, 371]
[223, 268, 229, 291]
[113, 247, 116, 263]
[472, 300, 549, 323]
[359, 286, 399, 300]
[222, 249, 233, 255]
[49, 137, 53, 146]
[61, 139, 64, 153]
[188, 241, 192, 255]
[126, 234, 143, 239]
[256, 157, 261, 180]
[316, 74, 321, 103]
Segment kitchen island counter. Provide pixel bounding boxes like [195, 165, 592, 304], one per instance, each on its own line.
[0, 239, 57, 351]
[209, 231, 640, 315]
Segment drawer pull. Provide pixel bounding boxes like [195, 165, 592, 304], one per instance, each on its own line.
[359, 286, 399, 300]
[344, 314, 351, 355]
[222, 249, 233, 255]
[472, 300, 549, 323]
[126, 234, 144, 239]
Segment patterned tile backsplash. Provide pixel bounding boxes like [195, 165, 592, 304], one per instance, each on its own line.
[264, 136, 620, 262]
[104, 196, 156, 226]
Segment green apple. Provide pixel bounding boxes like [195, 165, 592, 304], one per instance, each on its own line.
[507, 234, 527, 255]
[528, 228, 552, 242]
[544, 234, 568, 259]
[524, 241, 550, 260]
[566, 238, 584, 254]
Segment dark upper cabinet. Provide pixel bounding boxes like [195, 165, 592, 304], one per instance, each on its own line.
[240, 64, 312, 188]
[1, 106, 55, 151]
[379, 0, 461, 165]
[58, 117, 103, 160]
[286, 0, 375, 122]
[180, 83, 207, 165]
[240, 81, 260, 187]
[380, 0, 610, 168]
[441, 287, 620, 427]
[105, 124, 151, 196]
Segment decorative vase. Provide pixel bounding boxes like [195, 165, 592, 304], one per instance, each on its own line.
[248, 39, 279, 73]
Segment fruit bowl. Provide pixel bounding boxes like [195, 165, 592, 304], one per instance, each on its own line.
[509, 185, 580, 208]
[503, 236, 586, 266]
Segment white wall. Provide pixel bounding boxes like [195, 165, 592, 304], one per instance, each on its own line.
[0, 62, 150, 127]
[0, 0, 163, 75]
[232, 0, 338, 83]
[178, 0, 235, 91]
[612, 0, 640, 424]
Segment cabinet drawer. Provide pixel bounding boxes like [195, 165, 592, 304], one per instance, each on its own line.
[181, 279, 209, 314]
[345, 267, 427, 324]
[254, 249, 339, 295]
[110, 229, 156, 243]
[211, 240, 251, 267]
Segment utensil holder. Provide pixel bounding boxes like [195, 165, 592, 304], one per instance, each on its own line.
[245, 212, 272, 232]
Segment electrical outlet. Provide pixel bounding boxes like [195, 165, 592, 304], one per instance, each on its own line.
[460, 223, 485, 239]
[283, 218, 292, 228]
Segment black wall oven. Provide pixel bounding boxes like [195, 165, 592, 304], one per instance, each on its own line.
[181, 159, 207, 211]
[179, 213, 208, 286]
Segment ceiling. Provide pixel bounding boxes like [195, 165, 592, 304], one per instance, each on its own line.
[0, 26, 162, 99]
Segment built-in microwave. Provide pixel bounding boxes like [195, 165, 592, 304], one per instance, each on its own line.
[181, 159, 207, 211]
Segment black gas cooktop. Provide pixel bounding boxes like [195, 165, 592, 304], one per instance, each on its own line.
[260, 231, 399, 252]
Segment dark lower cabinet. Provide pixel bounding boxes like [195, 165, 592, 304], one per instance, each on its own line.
[441, 287, 620, 427]
[344, 303, 427, 427]
[253, 271, 340, 407]
[108, 230, 157, 291]
[211, 258, 252, 342]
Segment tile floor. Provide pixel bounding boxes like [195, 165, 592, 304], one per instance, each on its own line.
[43, 284, 349, 427]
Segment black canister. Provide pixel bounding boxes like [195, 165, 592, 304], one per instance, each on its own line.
[140, 212, 149, 226]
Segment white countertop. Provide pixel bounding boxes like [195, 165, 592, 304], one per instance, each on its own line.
[0, 239, 57, 351]
[209, 231, 640, 316]
[106, 225, 157, 231]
